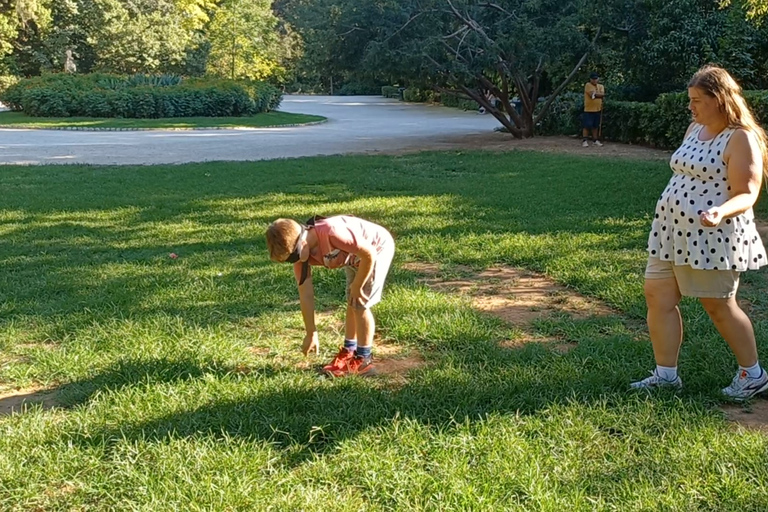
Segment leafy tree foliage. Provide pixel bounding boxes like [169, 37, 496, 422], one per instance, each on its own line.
[206, 0, 293, 80]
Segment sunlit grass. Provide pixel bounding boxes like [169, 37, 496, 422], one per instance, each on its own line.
[0, 151, 766, 510]
[0, 110, 325, 129]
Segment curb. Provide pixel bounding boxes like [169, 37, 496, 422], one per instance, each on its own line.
[0, 119, 327, 132]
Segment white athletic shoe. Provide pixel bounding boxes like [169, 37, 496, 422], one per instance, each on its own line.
[722, 369, 768, 401]
[593, 140, 603, 147]
[582, 140, 589, 147]
[630, 370, 683, 391]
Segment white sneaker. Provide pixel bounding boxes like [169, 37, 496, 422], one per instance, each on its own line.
[582, 140, 589, 147]
[722, 369, 768, 401]
[630, 370, 683, 390]
[593, 140, 603, 147]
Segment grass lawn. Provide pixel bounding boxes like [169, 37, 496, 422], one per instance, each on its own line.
[0, 110, 325, 130]
[1, 151, 767, 510]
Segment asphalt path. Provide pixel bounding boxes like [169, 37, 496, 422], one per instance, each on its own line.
[0, 95, 498, 165]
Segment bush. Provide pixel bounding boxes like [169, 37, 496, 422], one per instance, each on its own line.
[535, 92, 582, 136]
[402, 87, 438, 103]
[440, 93, 478, 110]
[534, 89, 768, 148]
[601, 101, 660, 145]
[0, 73, 283, 118]
[336, 82, 383, 95]
[381, 85, 400, 99]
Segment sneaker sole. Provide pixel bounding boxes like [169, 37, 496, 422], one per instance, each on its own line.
[728, 380, 768, 401]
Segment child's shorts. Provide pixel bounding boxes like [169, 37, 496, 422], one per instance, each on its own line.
[345, 235, 395, 309]
[645, 256, 740, 298]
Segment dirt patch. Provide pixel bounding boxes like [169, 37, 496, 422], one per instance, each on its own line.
[246, 310, 428, 380]
[380, 132, 673, 161]
[721, 402, 768, 433]
[404, 262, 618, 353]
[0, 387, 61, 417]
[408, 264, 614, 324]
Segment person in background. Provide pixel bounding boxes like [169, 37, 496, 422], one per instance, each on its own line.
[582, 71, 605, 147]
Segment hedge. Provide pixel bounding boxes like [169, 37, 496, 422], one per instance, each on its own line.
[381, 85, 400, 99]
[0, 73, 282, 118]
[536, 89, 768, 149]
[402, 87, 439, 103]
[384, 85, 479, 110]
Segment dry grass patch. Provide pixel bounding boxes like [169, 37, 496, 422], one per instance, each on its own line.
[721, 402, 768, 434]
[404, 262, 619, 353]
[0, 387, 61, 417]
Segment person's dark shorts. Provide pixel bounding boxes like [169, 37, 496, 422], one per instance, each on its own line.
[582, 111, 601, 129]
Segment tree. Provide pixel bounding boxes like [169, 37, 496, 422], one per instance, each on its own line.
[86, 0, 197, 74]
[368, 0, 602, 138]
[721, 0, 768, 18]
[0, 0, 52, 74]
[206, 0, 289, 80]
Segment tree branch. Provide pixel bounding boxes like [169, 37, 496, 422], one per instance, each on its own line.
[534, 27, 602, 125]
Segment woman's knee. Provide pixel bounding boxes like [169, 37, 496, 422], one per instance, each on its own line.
[699, 297, 733, 320]
[644, 278, 680, 311]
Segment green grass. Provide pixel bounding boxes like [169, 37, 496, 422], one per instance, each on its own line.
[0, 110, 325, 129]
[1, 151, 767, 510]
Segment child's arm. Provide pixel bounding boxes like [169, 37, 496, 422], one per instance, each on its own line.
[296, 265, 319, 355]
[349, 242, 376, 307]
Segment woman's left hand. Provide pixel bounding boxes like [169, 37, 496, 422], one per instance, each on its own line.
[700, 207, 722, 227]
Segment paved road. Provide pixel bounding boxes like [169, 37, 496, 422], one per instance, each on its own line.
[0, 95, 498, 165]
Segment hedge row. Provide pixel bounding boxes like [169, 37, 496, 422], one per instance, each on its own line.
[0, 73, 282, 118]
[381, 86, 400, 99]
[538, 90, 768, 148]
[383, 86, 479, 110]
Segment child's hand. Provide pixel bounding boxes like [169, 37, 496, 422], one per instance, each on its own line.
[302, 332, 319, 356]
[348, 286, 370, 308]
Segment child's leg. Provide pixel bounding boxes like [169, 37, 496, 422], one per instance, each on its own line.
[354, 307, 375, 348]
[344, 304, 358, 351]
[345, 304, 357, 340]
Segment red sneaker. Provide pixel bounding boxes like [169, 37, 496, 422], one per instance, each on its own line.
[322, 347, 355, 375]
[342, 355, 377, 377]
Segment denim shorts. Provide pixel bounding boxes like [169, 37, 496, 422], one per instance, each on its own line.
[582, 111, 601, 129]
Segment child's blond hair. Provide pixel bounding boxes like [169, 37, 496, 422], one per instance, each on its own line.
[265, 218, 302, 262]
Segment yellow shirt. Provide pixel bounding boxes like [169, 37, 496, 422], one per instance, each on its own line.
[584, 83, 604, 112]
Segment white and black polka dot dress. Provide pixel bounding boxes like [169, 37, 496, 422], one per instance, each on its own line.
[647, 124, 766, 271]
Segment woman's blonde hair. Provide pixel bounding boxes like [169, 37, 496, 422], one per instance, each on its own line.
[688, 64, 768, 180]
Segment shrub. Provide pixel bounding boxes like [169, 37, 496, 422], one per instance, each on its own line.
[381, 85, 400, 99]
[336, 82, 383, 95]
[402, 87, 438, 103]
[440, 93, 478, 110]
[0, 73, 283, 118]
[601, 101, 659, 145]
[535, 92, 582, 136]
[533, 89, 768, 148]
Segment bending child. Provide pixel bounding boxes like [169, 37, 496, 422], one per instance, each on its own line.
[265, 215, 395, 377]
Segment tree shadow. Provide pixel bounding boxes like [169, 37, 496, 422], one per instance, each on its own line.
[0, 357, 278, 418]
[62, 336, 648, 468]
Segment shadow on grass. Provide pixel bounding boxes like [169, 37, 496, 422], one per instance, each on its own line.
[61, 335, 663, 466]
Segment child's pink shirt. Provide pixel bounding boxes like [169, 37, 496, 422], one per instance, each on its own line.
[293, 215, 393, 281]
